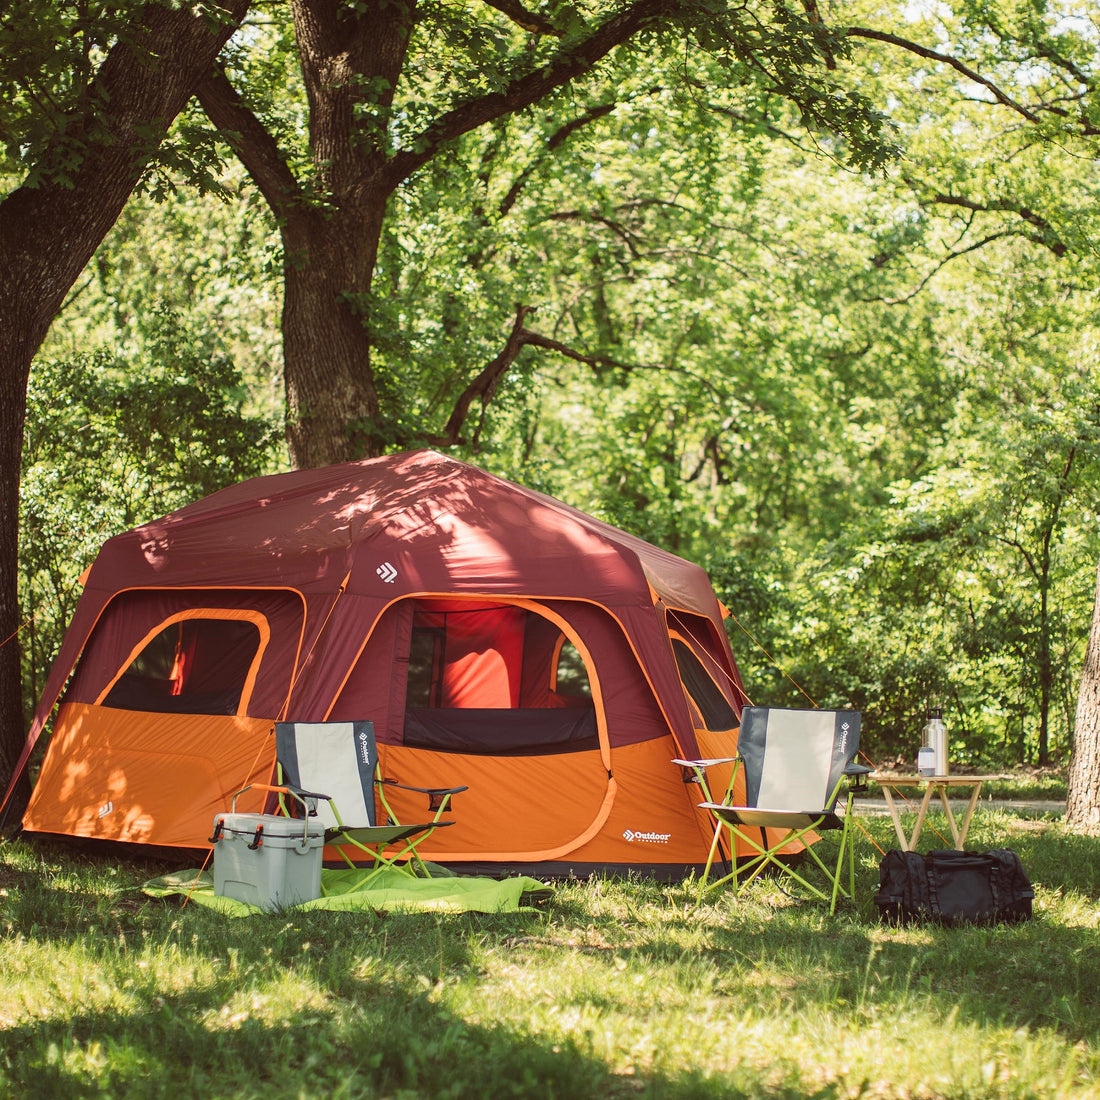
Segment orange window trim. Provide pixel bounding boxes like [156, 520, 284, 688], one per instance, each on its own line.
[509, 596, 612, 774]
[322, 592, 614, 773]
[94, 608, 273, 717]
[549, 633, 567, 693]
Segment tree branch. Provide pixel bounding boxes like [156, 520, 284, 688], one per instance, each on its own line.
[436, 304, 539, 446]
[923, 192, 1067, 257]
[195, 63, 303, 223]
[846, 27, 1043, 125]
[858, 231, 1019, 304]
[478, 0, 562, 36]
[499, 101, 617, 218]
[385, 0, 674, 189]
[433, 298, 731, 447]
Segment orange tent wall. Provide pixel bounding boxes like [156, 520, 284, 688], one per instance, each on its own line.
[23, 703, 274, 848]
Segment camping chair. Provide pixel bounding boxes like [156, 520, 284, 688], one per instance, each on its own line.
[689, 707, 868, 913]
[266, 720, 466, 880]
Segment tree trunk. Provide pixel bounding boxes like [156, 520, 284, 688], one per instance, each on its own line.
[1067, 559, 1100, 829]
[0, 0, 250, 796]
[1037, 580, 1052, 766]
[281, 203, 387, 467]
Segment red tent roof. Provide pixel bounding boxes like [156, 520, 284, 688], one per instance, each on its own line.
[87, 449, 720, 613]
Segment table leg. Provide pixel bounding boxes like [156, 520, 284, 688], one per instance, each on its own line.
[956, 782, 983, 849]
[908, 785, 935, 850]
[936, 785, 962, 848]
[881, 785, 936, 851]
[880, 788, 910, 850]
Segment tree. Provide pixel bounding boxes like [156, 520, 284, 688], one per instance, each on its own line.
[194, 0, 897, 470]
[0, 0, 251, 792]
[1068, 564, 1100, 829]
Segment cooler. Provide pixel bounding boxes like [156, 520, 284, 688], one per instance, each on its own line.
[211, 811, 324, 911]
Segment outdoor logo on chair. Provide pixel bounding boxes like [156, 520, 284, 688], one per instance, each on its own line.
[358, 729, 372, 765]
[622, 829, 671, 844]
[839, 720, 852, 754]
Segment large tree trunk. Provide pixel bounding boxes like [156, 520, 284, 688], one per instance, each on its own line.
[281, 204, 387, 467]
[0, 0, 250, 796]
[1067, 560, 1100, 829]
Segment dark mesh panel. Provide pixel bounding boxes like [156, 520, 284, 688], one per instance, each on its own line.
[405, 705, 598, 755]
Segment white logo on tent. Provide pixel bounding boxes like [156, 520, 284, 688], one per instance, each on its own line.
[97, 801, 114, 818]
[622, 828, 671, 844]
[377, 562, 398, 583]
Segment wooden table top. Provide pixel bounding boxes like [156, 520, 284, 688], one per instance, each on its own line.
[868, 773, 1006, 785]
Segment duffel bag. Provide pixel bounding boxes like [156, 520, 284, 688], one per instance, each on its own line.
[875, 848, 1033, 926]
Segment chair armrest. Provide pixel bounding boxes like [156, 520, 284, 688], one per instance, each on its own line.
[379, 781, 469, 796]
[674, 757, 742, 805]
[843, 762, 872, 793]
[378, 780, 469, 815]
[672, 757, 740, 769]
[281, 782, 334, 803]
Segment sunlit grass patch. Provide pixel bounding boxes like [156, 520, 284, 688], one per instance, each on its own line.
[2, 819, 1100, 1098]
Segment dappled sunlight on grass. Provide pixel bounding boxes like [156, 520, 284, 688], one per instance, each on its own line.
[2, 820, 1100, 1097]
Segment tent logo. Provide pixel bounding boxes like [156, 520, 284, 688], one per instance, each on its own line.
[377, 562, 398, 583]
[622, 828, 672, 845]
[97, 801, 114, 819]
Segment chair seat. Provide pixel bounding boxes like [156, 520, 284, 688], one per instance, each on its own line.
[700, 802, 842, 832]
[329, 820, 454, 846]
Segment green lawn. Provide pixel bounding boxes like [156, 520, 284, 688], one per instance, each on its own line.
[1, 807, 1096, 1099]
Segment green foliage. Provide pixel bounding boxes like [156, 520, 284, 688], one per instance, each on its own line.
[19, 310, 279, 722]
[19, 0, 1100, 775]
[42, 171, 285, 415]
[0, 1, 244, 196]
[0, 2, 133, 183]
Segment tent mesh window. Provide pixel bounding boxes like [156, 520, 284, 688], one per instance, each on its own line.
[671, 638, 738, 732]
[102, 618, 261, 715]
[403, 602, 598, 756]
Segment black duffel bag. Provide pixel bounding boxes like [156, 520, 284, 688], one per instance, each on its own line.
[875, 848, 1034, 926]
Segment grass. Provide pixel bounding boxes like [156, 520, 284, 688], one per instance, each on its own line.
[1, 807, 1098, 1099]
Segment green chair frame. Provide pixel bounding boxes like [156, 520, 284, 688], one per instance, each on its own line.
[272, 719, 466, 881]
[680, 708, 867, 913]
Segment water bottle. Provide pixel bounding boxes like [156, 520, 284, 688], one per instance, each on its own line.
[922, 709, 948, 776]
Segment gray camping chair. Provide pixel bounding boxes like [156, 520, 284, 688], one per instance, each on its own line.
[271, 720, 466, 878]
[687, 707, 868, 912]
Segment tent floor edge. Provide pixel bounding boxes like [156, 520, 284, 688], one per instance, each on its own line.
[418, 859, 717, 882]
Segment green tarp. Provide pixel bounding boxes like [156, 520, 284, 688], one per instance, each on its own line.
[144, 867, 551, 917]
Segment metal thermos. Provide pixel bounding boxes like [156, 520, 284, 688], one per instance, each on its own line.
[922, 709, 948, 776]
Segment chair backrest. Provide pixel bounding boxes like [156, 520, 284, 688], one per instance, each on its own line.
[738, 707, 861, 811]
[275, 720, 378, 830]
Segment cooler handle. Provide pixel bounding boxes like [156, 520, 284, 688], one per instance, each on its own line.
[229, 783, 320, 849]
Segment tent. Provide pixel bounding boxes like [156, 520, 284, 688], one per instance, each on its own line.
[3, 450, 766, 878]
